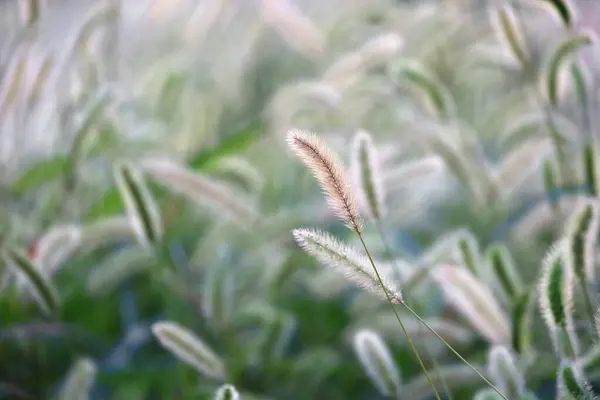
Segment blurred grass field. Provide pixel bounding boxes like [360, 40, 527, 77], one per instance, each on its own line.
[1, 0, 600, 399]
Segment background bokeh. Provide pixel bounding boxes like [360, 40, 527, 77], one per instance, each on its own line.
[1, 0, 600, 399]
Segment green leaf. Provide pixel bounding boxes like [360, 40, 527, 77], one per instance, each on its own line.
[10, 156, 68, 194]
[189, 118, 265, 170]
[84, 120, 264, 221]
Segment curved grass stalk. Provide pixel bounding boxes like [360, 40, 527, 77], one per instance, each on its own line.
[356, 232, 442, 400]
[374, 220, 452, 399]
[402, 302, 509, 400]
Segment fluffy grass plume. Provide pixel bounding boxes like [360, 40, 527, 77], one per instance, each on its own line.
[544, 33, 593, 107]
[352, 329, 402, 398]
[583, 143, 598, 196]
[566, 201, 599, 282]
[152, 321, 226, 380]
[19, 0, 40, 27]
[58, 357, 97, 400]
[543, 157, 559, 211]
[432, 264, 510, 345]
[139, 157, 257, 224]
[392, 60, 453, 120]
[292, 228, 402, 303]
[486, 244, 523, 302]
[487, 346, 525, 399]
[214, 384, 239, 400]
[287, 129, 362, 232]
[34, 224, 82, 276]
[511, 292, 533, 355]
[456, 231, 481, 276]
[558, 362, 597, 399]
[351, 130, 386, 220]
[2, 246, 59, 317]
[537, 0, 576, 28]
[489, 4, 529, 66]
[114, 161, 163, 249]
[538, 241, 578, 357]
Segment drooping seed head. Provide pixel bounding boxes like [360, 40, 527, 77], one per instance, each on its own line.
[538, 241, 574, 332]
[557, 362, 596, 400]
[351, 130, 386, 220]
[565, 200, 599, 282]
[352, 329, 402, 397]
[214, 384, 240, 400]
[292, 228, 402, 303]
[487, 345, 525, 398]
[287, 129, 363, 232]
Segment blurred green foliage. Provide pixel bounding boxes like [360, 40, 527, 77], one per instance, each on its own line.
[1, 0, 600, 399]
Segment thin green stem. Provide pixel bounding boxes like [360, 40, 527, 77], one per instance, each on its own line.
[375, 221, 452, 399]
[356, 232, 441, 400]
[402, 303, 508, 400]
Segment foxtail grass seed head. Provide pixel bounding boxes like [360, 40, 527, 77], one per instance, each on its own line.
[58, 357, 97, 400]
[351, 130, 386, 220]
[570, 61, 590, 109]
[543, 157, 559, 211]
[545, 33, 593, 107]
[152, 321, 226, 380]
[2, 246, 59, 317]
[139, 158, 257, 225]
[487, 345, 525, 399]
[292, 228, 402, 303]
[566, 201, 599, 282]
[352, 329, 402, 398]
[392, 60, 452, 120]
[489, 5, 530, 66]
[287, 129, 363, 232]
[558, 362, 596, 399]
[511, 292, 533, 354]
[583, 143, 598, 197]
[486, 244, 523, 302]
[114, 161, 163, 250]
[19, 0, 40, 27]
[260, 0, 325, 57]
[214, 384, 240, 400]
[456, 232, 480, 276]
[537, 0, 576, 28]
[539, 243, 573, 330]
[432, 264, 510, 344]
[34, 224, 82, 276]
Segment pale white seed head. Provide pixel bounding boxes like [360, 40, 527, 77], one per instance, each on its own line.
[432, 264, 510, 344]
[34, 224, 82, 276]
[287, 129, 362, 232]
[152, 321, 226, 379]
[114, 161, 163, 249]
[138, 157, 257, 225]
[292, 228, 401, 303]
[351, 130, 386, 220]
[353, 329, 402, 397]
[538, 240, 575, 335]
[487, 345, 525, 397]
[260, 0, 325, 57]
[214, 384, 240, 400]
[565, 200, 600, 282]
[58, 357, 97, 400]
